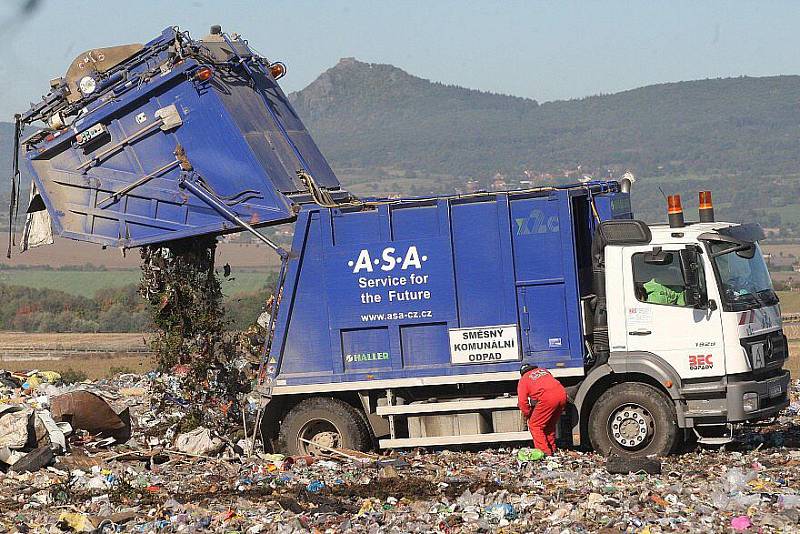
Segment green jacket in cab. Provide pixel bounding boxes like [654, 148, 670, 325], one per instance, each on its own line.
[643, 278, 686, 306]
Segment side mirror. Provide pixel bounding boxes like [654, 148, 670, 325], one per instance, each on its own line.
[736, 244, 756, 259]
[680, 247, 708, 308]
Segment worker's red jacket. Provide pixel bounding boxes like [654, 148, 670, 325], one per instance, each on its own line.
[517, 367, 565, 418]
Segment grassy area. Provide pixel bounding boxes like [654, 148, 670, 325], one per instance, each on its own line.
[778, 291, 800, 315]
[0, 354, 155, 380]
[0, 269, 273, 298]
[787, 341, 800, 377]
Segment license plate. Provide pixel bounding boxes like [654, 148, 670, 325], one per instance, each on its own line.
[752, 343, 765, 369]
[769, 383, 783, 398]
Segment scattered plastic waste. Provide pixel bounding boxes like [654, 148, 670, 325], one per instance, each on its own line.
[517, 447, 544, 462]
[306, 480, 325, 493]
[731, 515, 753, 531]
[0, 374, 797, 531]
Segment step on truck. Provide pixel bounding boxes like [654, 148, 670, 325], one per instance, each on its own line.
[13, 26, 790, 458]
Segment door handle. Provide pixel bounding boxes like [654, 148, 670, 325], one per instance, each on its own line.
[629, 330, 652, 336]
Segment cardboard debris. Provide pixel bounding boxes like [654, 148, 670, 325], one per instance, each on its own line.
[0, 406, 31, 450]
[50, 390, 131, 443]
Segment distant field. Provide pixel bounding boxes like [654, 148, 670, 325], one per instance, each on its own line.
[778, 291, 800, 315]
[0, 269, 273, 298]
[0, 332, 150, 351]
[763, 244, 800, 258]
[0, 354, 154, 380]
[0, 333, 154, 379]
[1, 240, 282, 269]
[787, 342, 799, 376]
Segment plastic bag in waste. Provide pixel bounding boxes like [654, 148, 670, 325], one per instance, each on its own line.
[57, 512, 99, 532]
[175, 427, 224, 456]
[724, 467, 757, 493]
[731, 515, 752, 531]
[780, 494, 800, 510]
[517, 448, 545, 462]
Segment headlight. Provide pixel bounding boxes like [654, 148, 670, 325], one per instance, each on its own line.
[742, 392, 759, 413]
[79, 76, 97, 95]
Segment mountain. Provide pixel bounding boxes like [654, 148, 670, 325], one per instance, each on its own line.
[292, 59, 800, 178]
[290, 59, 800, 229]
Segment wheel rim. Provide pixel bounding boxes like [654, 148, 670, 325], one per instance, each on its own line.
[607, 402, 654, 450]
[297, 419, 342, 456]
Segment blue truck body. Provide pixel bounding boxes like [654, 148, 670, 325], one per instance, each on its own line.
[269, 184, 632, 389]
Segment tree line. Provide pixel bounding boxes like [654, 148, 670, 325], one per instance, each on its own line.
[0, 282, 271, 333]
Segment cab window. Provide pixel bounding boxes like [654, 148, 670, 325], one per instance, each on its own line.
[632, 252, 690, 307]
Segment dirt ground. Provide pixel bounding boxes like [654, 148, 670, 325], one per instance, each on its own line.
[0, 332, 150, 350]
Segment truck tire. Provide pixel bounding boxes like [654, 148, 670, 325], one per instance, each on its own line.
[277, 397, 372, 456]
[588, 383, 678, 458]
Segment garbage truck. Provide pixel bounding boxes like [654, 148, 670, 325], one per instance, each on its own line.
[11, 26, 790, 458]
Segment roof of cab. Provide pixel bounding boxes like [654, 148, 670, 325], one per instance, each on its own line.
[648, 222, 738, 243]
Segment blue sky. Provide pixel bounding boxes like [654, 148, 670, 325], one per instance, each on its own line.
[2, 0, 800, 119]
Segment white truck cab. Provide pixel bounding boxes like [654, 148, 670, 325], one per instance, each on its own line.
[597, 220, 790, 450]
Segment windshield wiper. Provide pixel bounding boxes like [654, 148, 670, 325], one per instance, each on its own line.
[728, 291, 759, 306]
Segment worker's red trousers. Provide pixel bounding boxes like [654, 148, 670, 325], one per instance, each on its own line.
[527, 391, 567, 455]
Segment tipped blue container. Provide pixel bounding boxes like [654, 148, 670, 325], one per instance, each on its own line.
[18, 26, 344, 248]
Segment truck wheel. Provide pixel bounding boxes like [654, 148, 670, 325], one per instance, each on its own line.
[277, 397, 372, 456]
[588, 383, 678, 458]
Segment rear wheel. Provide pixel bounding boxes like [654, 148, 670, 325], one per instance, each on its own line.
[588, 383, 678, 458]
[277, 397, 372, 456]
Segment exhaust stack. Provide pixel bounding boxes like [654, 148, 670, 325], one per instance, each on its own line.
[667, 194, 685, 228]
[619, 171, 635, 193]
[699, 191, 715, 223]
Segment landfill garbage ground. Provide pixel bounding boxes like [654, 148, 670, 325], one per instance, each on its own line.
[1, 371, 799, 533]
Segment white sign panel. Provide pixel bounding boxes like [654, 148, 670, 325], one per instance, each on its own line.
[626, 306, 653, 329]
[449, 325, 521, 365]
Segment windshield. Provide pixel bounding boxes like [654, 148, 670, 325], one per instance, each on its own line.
[710, 241, 777, 309]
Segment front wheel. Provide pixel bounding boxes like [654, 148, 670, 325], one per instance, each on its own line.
[588, 383, 678, 458]
[276, 397, 372, 456]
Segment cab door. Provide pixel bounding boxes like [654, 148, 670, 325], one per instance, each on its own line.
[622, 245, 726, 378]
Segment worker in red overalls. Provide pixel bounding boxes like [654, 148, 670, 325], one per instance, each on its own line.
[517, 363, 568, 455]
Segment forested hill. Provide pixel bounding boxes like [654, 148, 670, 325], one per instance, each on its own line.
[290, 58, 800, 179]
[288, 59, 800, 229]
